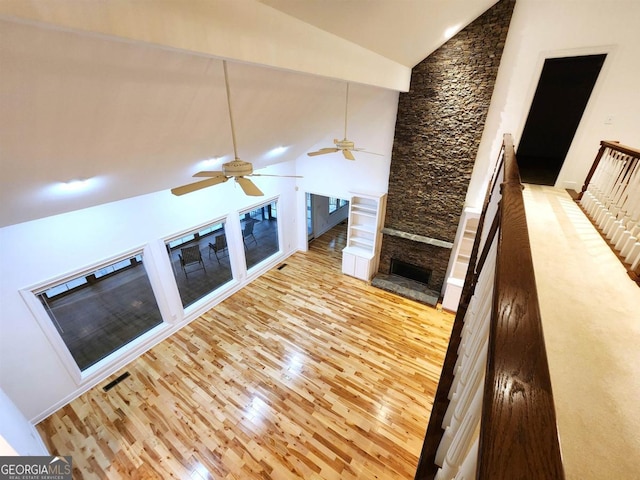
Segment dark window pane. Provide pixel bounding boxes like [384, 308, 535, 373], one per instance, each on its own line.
[38, 255, 163, 371]
[166, 222, 233, 308]
[329, 197, 348, 214]
[241, 201, 279, 270]
[306, 193, 312, 235]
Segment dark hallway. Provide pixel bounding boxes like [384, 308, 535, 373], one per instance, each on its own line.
[517, 54, 606, 185]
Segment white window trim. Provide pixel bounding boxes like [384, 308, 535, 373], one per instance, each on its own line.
[240, 195, 283, 274]
[162, 215, 238, 314]
[20, 244, 171, 385]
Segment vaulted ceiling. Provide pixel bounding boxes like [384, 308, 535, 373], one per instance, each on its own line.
[0, 0, 497, 227]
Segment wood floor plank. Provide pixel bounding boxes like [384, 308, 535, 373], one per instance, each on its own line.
[37, 224, 454, 479]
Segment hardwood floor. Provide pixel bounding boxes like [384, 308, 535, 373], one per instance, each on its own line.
[37, 224, 454, 479]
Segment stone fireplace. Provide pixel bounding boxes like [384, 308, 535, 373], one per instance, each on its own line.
[373, 0, 514, 304]
[390, 258, 431, 285]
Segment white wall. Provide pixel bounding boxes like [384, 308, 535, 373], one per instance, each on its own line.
[295, 85, 398, 250]
[0, 85, 399, 425]
[467, 0, 640, 207]
[0, 388, 48, 455]
[0, 163, 300, 422]
[296, 84, 397, 199]
[309, 195, 349, 240]
[6, 0, 636, 426]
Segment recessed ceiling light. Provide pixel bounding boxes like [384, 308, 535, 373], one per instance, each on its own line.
[57, 178, 94, 193]
[444, 25, 461, 40]
[265, 145, 289, 159]
[198, 156, 225, 170]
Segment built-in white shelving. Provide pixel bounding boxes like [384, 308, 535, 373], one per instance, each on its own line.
[342, 192, 387, 281]
[442, 208, 480, 311]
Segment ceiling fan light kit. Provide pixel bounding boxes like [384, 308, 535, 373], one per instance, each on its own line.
[171, 60, 299, 198]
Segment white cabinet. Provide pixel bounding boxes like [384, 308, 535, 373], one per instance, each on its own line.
[442, 208, 480, 311]
[342, 249, 374, 280]
[342, 192, 387, 281]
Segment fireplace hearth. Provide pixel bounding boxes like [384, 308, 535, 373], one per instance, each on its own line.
[371, 271, 440, 306]
[372, 256, 439, 306]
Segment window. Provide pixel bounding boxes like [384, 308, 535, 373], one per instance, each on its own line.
[329, 197, 348, 214]
[37, 254, 163, 372]
[241, 200, 279, 270]
[168, 234, 196, 250]
[42, 277, 88, 298]
[166, 221, 233, 308]
[94, 256, 141, 278]
[306, 192, 313, 236]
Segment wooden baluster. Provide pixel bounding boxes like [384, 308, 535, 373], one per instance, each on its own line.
[582, 148, 614, 218]
[595, 153, 626, 228]
[435, 380, 484, 480]
[447, 243, 496, 407]
[620, 235, 639, 258]
[609, 157, 640, 242]
[622, 159, 640, 230]
[445, 317, 490, 428]
[443, 336, 488, 430]
[440, 242, 495, 480]
[578, 141, 608, 201]
[630, 247, 640, 275]
[604, 155, 639, 239]
[625, 241, 640, 267]
[580, 148, 607, 212]
[478, 170, 503, 256]
[453, 437, 479, 480]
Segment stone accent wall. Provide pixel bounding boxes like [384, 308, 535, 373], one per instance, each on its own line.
[379, 0, 514, 292]
[379, 236, 452, 292]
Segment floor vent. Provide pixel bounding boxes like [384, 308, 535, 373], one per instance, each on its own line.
[103, 372, 130, 392]
[277, 263, 288, 270]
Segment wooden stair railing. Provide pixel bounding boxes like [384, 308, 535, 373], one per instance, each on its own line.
[414, 134, 564, 480]
[578, 140, 640, 284]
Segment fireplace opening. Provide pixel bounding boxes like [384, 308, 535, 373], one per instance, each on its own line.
[390, 258, 432, 285]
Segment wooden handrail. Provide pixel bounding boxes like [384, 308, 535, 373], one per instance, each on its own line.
[414, 134, 564, 479]
[578, 141, 640, 200]
[578, 140, 640, 284]
[414, 141, 504, 480]
[601, 140, 640, 157]
[478, 135, 564, 479]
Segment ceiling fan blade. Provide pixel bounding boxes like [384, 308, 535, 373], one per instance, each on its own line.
[353, 149, 384, 156]
[193, 170, 225, 178]
[343, 149, 355, 161]
[307, 148, 339, 156]
[171, 176, 228, 196]
[236, 177, 264, 196]
[251, 173, 303, 178]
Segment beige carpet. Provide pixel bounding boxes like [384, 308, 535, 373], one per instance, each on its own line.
[523, 185, 640, 480]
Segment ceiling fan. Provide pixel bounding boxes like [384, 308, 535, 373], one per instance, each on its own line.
[307, 83, 382, 161]
[172, 60, 300, 197]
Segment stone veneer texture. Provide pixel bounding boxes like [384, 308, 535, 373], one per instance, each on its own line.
[379, 0, 515, 291]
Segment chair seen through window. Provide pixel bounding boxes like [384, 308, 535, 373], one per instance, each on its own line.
[208, 235, 228, 263]
[242, 220, 258, 247]
[179, 245, 206, 278]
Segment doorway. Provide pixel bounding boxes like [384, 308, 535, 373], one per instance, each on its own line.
[517, 54, 606, 185]
[305, 193, 349, 243]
